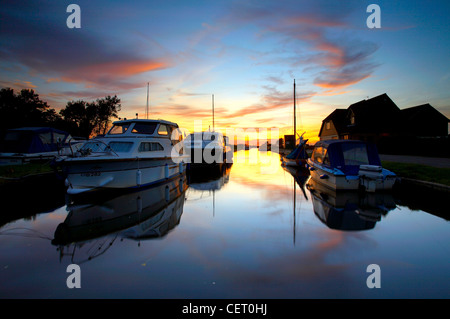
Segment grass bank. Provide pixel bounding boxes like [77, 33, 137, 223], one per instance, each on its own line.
[0, 161, 54, 182]
[382, 161, 450, 187]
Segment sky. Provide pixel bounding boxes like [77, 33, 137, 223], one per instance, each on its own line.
[1, 0, 449, 143]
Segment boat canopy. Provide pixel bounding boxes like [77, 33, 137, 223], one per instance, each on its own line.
[285, 139, 308, 160]
[0, 127, 71, 154]
[311, 140, 381, 175]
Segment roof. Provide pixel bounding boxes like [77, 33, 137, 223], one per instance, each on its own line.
[319, 109, 348, 136]
[401, 103, 449, 122]
[347, 93, 401, 132]
[113, 119, 179, 127]
[9, 127, 69, 134]
[314, 139, 370, 148]
[312, 139, 381, 175]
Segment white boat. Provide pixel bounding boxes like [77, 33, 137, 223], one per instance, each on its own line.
[56, 119, 189, 195]
[184, 131, 233, 166]
[307, 139, 397, 192]
[0, 127, 84, 166]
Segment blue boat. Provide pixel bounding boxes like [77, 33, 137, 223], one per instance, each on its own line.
[307, 139, 397, 192]
[0, 127, 83, 165]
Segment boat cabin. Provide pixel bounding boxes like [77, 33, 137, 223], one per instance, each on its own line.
[78, 119, 186, 156]
[310, 140, 382, 175]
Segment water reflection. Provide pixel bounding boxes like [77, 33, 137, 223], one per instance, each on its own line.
[52, 176, 188, 263]
[187, 164, 232, 217]
[0, 150, 449, 299]
[306, 178, 397, 231]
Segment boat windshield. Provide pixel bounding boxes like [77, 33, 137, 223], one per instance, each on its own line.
[80, 141, 133, 153]
[131, 123, 157, 135]
[342, 143, 370, 166]
[108, 123, 131, 135]
[80, 141, 107, 152]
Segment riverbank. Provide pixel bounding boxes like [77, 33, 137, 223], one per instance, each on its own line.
[0, 161, 55, 185]
[380, 154, 450, 190]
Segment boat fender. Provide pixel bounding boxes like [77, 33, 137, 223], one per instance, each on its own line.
[309, 166, 316, 171]
[137, 196, 142, 214]
[136, 169, 142, 186]
[165, 163, 169, 179]
[165, 185, 170, 202]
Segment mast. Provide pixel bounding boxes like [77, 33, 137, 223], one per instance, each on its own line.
[146, 82, 149, 119]
[212, 94, 215, 131]
[293, 79, 296, 142]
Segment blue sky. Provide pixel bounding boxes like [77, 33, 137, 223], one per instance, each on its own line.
[1, 0, 449, 140]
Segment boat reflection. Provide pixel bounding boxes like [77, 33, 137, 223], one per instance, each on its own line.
[52, 176, 188, 263]
[307, 178, 396, 231]
[187, 164, 232, 217]
[282, 165, 310, 200]
[188, 163, 232, 191]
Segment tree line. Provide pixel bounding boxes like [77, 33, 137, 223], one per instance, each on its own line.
[0, 88, 121, 138]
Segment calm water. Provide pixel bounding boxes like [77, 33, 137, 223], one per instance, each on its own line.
[0, 150, 449, 299]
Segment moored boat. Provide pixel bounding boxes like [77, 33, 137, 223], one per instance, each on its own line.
[0, 127, 84, 166]
[56, 119, 189, 194]
[184, 131, 233, 166]
[307, 139, 397, 192]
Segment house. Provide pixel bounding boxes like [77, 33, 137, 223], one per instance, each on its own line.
[318, 109, 348, 140]
[319, 94, 449, 141]
[318, 93, 450, 156]
[284, 135, 295, 149]
[319, 93, 401, 143]
[400, 103, 449, 137]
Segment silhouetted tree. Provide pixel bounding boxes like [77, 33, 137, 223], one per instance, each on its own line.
[59, 95, 121, 138]
[60, 100, 93, 138]
[0, 88, 62, 132]
[91, 95, 121, 136]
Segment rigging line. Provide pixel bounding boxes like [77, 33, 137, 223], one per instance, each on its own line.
[0, 227, 53, 240]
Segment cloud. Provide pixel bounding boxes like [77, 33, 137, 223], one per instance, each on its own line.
[222, 0, 379, 90]
[0, 1, 171, 93]
[222, 85, 316, 119]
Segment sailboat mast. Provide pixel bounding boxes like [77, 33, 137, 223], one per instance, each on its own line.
[293, 79, 296, 141]
[212, 94, 215, 131]
[146, 82, 149, 119]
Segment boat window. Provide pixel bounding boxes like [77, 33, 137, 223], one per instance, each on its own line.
[342, 143, 369, 166]
[80, 142, 107, 152]
[158, 124, 169, 136]
[54, 132, 67, 143]
[312, 146, 324, 164]
[323, 152, 330, 166]
[138, 142, 164, 152]
[108, 142, 133, 152]
[108, 123, 131, 135]
[131, 123, 157, 135]
[39, 132, 52, 144]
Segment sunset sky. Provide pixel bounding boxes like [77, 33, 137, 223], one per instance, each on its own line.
[1, 0, 449, 143]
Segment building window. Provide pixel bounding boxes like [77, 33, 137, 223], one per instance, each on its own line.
[326, 121, 331, 130]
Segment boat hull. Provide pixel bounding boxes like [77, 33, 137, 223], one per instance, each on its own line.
[308, 162, 397, 192]
[62, 156, 189, 194]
